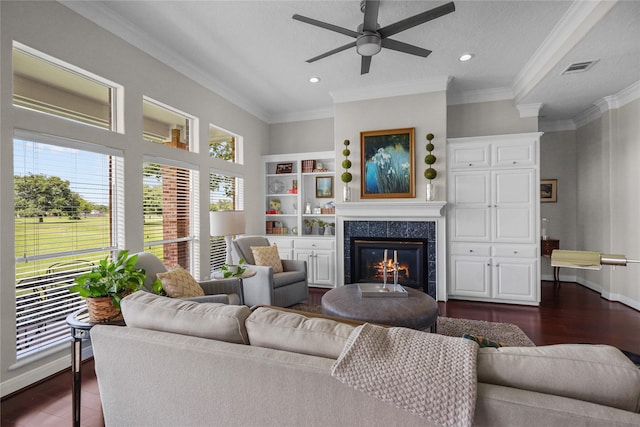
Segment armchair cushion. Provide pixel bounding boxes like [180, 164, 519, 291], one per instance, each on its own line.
[251, 245, 283, 273]
[232, 236, 270, 265]
[157, 265, 205, 298]
[272, 270, 307, 289]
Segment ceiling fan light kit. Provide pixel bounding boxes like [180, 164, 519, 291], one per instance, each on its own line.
[293, 0, 455, 75]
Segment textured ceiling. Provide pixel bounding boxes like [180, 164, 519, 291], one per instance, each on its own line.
[61, 0, 640, 125]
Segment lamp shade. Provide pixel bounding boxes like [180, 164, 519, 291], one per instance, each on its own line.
[209, 210, 246, 237]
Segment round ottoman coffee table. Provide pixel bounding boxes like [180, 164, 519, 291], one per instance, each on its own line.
[321, 284, 438, 332]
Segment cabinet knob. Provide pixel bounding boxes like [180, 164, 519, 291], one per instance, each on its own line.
[514, 250, 518, 254]
[469, 249, 474, 253]
[494, 205, 498, 208]
[468, 163, 473, 166]
[487, 263, 491, 266]
[311, 244, 316, 247]
[513, 161, 517, 164]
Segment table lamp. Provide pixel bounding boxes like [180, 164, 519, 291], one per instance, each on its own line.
[210, 210, 246, 265]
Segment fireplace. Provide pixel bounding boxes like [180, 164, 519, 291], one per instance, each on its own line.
[343, 219, 437, 299]
[351, 238, 426, 291]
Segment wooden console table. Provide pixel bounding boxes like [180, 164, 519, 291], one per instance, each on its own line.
[541, 239, 560, 287]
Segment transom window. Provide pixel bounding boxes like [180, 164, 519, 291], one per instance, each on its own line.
[12, 42, 123, 132]
[209, 125, 243, 164]
[143, 98, 196, 150]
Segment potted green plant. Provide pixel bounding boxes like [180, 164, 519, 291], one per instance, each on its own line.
[424, 133, 437, 201]
[341, 139, 352, 202]
[317, 219, 326, 235]
[220, 258, 246, 278]
[69, 250, 147, 323]
[303, 218, 314, 235]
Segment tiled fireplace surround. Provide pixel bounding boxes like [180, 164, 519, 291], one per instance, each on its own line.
[335, 201, 447, 301]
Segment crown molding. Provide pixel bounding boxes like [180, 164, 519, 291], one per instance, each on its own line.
[447, 87, 513, 106]
[517, 103, 543, 118]
[330, 76, 450, 104]
[59, 1, 272, 124]
[512, 0, 617, 103]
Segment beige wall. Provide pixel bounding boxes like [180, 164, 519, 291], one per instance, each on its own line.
[447, 99, 538, 138]
[1, 0, 268, 396]
[334, 91, 448, 202]
[540, 131, 577, 279]
[269, 118, 334, 154]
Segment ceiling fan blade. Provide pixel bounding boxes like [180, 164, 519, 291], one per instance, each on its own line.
[306, 41, 357, 63]
[381, 38, 432, 57]
[378, 1, 455, 39]
[362, 0, 380, 32]
[361, 55, 372, 75]
[293, 14, 360, 38]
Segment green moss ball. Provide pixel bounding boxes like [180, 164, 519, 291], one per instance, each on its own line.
[341, 172, 353, 183]
[425, 154, 436, 165]
[343, 139, 350, 146]
[424, 168, 437, 180]
[426, 143, 435, 152]
[426, 133, 434, 141]
[342, 159, 352, 169]
[342, 148, 351, 157]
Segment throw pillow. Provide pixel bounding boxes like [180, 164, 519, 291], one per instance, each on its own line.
[251, 245, 283, 273]
[156, 265, 205, 298]
[462, 333, 506, 348]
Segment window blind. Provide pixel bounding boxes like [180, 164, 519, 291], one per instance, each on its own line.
[209, 172, 244, 272]
[143, 160, 196, 272]
[14, 134, 122, 358]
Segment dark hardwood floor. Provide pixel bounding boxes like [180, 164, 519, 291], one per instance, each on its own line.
[2, 280, 639, 426]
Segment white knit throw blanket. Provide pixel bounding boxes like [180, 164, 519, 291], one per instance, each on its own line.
[331, 323, 478, 427]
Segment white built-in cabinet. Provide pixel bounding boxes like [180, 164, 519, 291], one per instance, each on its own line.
[447, 133, 542, 305]
[263, 151, 337, 288]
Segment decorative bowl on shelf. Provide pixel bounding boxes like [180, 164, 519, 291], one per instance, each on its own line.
[268, 179, 285, 194]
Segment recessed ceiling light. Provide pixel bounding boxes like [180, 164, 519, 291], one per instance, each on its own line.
[309, 77, 320, 83]
[458, 53, 474, 62]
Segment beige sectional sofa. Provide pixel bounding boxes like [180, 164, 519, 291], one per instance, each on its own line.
[90, 292, 640, 426]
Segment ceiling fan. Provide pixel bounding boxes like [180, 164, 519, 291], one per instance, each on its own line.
[292, 0, 455, 75]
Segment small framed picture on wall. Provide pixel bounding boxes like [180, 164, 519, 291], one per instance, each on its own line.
[540, 179, 557, 202]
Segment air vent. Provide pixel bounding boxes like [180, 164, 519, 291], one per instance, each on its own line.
[561, 60, 599, 75]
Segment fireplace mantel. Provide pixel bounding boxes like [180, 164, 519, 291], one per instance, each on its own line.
[335, 201, 446, 218]
[334, 201, 448, 301]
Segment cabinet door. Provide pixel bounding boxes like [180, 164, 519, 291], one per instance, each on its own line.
[449, 256, 491, 298]
[449, 143, 490, 169]
[312, 250, 335, 286]
[493, 257, 537, 301]
[493, 169, 535, 243]
[294, 249, 314, 282]
[450, 171, 491, 242]
[492, 139, 535, 167]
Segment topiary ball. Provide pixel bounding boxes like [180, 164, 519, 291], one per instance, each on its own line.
[426, 133, 434, 141]
[342, 159, 352, 169]
[343, 139, 350, 146]
[426, 143, 435, 152]
[424, 168, 437, 180]
[342, 148, 351, 157]
[341, 172, 353, 183]
[425, 154, 436, 165]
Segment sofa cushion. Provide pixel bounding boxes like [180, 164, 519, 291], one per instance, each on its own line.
[251, 245, 283, 273]
[121, 291, 251, 344]
[156, 265, 204, 298]
[246, 307, 354, 359]
[477, 344, 640, 412]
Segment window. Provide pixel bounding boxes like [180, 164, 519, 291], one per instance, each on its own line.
[12, 42, 123, 132]
[143, 98, 196, 150]
[14, 131, 124, 358]
[209, 172, 244, 272]
[209, 125, 242, 164]
[143, 159, 198, 273]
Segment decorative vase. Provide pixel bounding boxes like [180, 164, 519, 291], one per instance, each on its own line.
[342, 183, 351, 202]
[86, 296, 123, 323]
[426, 182, 435, 201]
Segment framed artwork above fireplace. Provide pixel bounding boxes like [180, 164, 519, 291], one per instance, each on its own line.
[360, 128, 415, 199]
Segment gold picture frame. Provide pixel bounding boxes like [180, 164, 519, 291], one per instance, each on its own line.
[315, 176, 333, 198]
[360, 128, 415, 199]
[540, 179, 557, 202]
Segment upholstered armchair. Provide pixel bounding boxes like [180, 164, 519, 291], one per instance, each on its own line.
[133, 252, 243, 305]
[231, 236, 308, 307]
